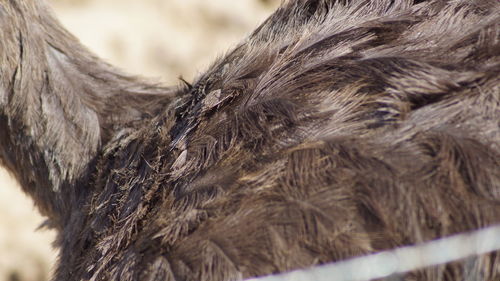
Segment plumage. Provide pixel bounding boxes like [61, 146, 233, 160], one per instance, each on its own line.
[0, 0, 499, 280]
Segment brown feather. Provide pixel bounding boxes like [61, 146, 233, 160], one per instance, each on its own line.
[0, 0, 499, 280]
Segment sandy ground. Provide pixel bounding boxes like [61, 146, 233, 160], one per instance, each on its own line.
[0, 1, 278, 280]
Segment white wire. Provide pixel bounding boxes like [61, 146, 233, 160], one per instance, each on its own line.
[247, 224, 500, 281]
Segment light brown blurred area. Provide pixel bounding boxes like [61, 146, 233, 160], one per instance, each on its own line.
[0, 1, 279, 280]
[50, 0, 280, 85]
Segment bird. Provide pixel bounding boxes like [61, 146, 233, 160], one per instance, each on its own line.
[0, 0, 499, 280]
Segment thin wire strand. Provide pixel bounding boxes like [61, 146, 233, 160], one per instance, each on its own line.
[248, 224, 500, 281]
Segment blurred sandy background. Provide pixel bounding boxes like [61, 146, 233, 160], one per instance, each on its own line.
[0, 1, 278, 280]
